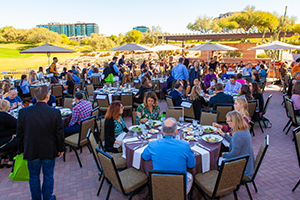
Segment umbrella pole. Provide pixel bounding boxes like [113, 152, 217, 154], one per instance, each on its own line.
[47, 52, 50, 66]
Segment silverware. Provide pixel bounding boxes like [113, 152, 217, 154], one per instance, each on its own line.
[126, 141, 142, 144]
[197, 144, 210, 151]
[133, 141, 147, 150]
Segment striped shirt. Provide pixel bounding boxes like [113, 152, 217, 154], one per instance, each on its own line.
[69, 100, 93, 126]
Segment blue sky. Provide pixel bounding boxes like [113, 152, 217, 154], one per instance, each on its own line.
[1, 0, 299, 35]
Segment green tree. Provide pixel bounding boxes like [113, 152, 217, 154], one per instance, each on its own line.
[81, 38, 89, 45]
[89, 33, 116, 50]
[187, 15, 213, 32]
[108, 34, 118, 42]
[294, 24, 300, 34]
[218, 18, 239, 30]
[1, 26, 28, 42]
[124, 29, 142, 43]
[27, 27, 61, 43]
[61, 34, 70, 44]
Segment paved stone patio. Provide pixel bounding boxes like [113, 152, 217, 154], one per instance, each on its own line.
[1, 86, 300, 200]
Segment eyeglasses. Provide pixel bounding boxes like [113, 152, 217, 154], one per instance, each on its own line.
[226, 120, 232, 123]
[121, 106, 124, 109]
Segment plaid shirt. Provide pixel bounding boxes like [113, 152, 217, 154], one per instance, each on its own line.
[69, 100, 93, 127]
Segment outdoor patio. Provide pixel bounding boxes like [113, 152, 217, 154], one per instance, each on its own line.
[0, 86, 300, 200]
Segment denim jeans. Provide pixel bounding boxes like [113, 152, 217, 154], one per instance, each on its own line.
[27, 159, 56, 200]
[64, 124, 80, 138]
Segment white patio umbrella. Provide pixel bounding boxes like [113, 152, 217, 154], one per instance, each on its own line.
[151, 44, 183, 51]
[20, 43, 76, 66]
[188, 42, 237, 62]
[250, 41, 300, 79]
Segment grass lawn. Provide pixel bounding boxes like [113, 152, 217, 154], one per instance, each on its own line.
[0, 44, 81, 72]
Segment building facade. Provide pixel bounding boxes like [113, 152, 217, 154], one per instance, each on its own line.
[133, 26, 149, 33]
[37, 22, 99, 37]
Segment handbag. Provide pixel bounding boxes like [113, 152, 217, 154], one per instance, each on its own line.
[9, 154, 29, 181]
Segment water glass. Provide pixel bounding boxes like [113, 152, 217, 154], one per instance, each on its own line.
[179, 117, 184, 125]
[109, 83, 112, 88]
[175, 134, 180, 140]
[52, 103, 56, 107]
[128, 84, 131, 89]
[29, 103, 33, 106]
[192, 120, 197, 129]
[198, 125, 204, 135]
[157, 133, 163, 140]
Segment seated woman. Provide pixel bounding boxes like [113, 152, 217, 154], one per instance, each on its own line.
[37, 67, 44, 81]
[216, 110, 255, 179]
[133, 76, 153, 104]
[250, 81, 264, 113]
[291, 82, 300, 115]
[238, 84, 254, 101]
[189, 85, 208, 120]
[63, 73, 75, 95]
[236, 73, 245, 85]
[28, 70, 39, 85]
[136, 91, 160, 124]
[1, 83, 10, 99]
[104, 101, 128, 153]
[207, 77, 217, 92]
[19, 74, 31, 98]
[0, 99, 17, 168]
[252, 72, 260, 82]
[204, 68, 217, 91]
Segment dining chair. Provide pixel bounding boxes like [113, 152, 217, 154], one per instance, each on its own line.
[247, 100, 259, 136]
[199, 109, 219, 125]
[96, 94, 109, 113]
[134, 81, 140, 89]
[259, 94, 273, 128]
[152, 81, 161, 99]
[64, 115, 96, 168]
[183, 100, 195, 120]
[194, 155, 249, 200]
[149, 170, 188, 200]
[133, 90, 150, 108]
[86, 84, 95, 99]
[284, 98, 300, 135]
[166, 107, 184, 121]
[29, 87, 35, 99]
[292, 127, 300, 192]
[242, 135, 269, 200]
[63, 96, 74, 110]
[96, 148, 148, 199]
[51, 85, 63, 103]
[283, 94, 292, 132]
[214, 103, 234, 124]
[91, 106, 100, 118]
[92, 76, 101, 89]
[166, 95, 175, 107]
[121, 93, 133, 111]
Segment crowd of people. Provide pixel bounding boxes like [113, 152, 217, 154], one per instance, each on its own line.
[1, 54, 300, 199]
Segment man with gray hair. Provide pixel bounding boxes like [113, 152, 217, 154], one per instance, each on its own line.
[17, 85, 64, 200]
[142, 118, 196, 193]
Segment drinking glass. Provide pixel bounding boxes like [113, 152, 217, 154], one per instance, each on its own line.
[52, 103, 56, 107]
[194, 130, 199, 145]
[179, 117, 184, 125]
[192, 120, 197, 129]
[128, 84, 131, 89]
[175, 134, 180, 140]
[109, 83, 112, 88]
[198, 125, 204, 135]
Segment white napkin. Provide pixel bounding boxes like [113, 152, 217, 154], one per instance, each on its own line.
[222, 139, 230, 147]
[108, 94, 113, 104]
[132, 145, 148, 169]
[181, 101, 192, 108]
[96, 95, 106, 99]
[113, 132, 126, 148]
[191, 145, 210, 173]
[122, 137, 139, 158]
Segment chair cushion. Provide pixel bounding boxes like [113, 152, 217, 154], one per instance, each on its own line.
[123, 105, 132, 110]
[100, 107, 108, 111]
[119, 167, 148, 194]
[133, 102, 141, 107]
[296, 116, 300, 125]
[195, 170, 235, 197]
[65, 133, 88, 147]
[111, 153, 127, 169]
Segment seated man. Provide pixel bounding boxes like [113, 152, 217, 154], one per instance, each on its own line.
[224, 75, 242, 94]
[138, 69, 148, 83]
[222, 68, 234, 80]
[259, 65, 267, 79]
[209, 83, 234, 109]
[142, 118, 196, 194]
[64, 92, 93, 137]
[87, 65, 94, 77]
[169, 81, 183, 106]
[4, 88, 23, 109]
[68, 70, 81, 84]
[72, 65, 79, 75]
[31, 94, 56, 107]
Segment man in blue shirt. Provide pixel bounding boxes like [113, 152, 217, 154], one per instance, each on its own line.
[242, 63, 252, 75]
[142, 118, 196, 194]
[138, 69, 147, 83]
[255, 61, 261, 71]
[118, 55, 125, 67]
[31, 94, 56, 107]
[169, 81, 183, 106]
[224, 75, 242, 94]
[110, 56, 119, 75]
[71, 66, 79, 75]
[87, 65, 94, 77]
[259, 65, 267, 79]
[172, 58, 190, 87]
[68, 70, 81, 84]
[4, 88, 23, 109]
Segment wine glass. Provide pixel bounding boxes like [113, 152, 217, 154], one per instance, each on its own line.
[194, 130, 199, 145]
[198, 125, 204, 136]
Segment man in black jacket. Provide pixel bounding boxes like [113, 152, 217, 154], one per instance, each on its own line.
[17, 85, 64, 200]
[209, 83, 234, 108]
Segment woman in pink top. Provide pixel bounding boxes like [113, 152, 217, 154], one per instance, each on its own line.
[236, 73, 245, 85]
[291, 82, 300, 115]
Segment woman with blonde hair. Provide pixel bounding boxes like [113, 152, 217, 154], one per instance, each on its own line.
[217, 110, 255, 179]
[28, 70, 38, 85]
[63, 73, 75, 95]
[1, 83, 11, 99]
[189, 85, 208, 120]
[136, 91, 160, 124]
[0, 99, 17, 168]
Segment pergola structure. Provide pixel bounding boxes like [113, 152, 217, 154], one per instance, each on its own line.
[157, 31, 295, 44]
